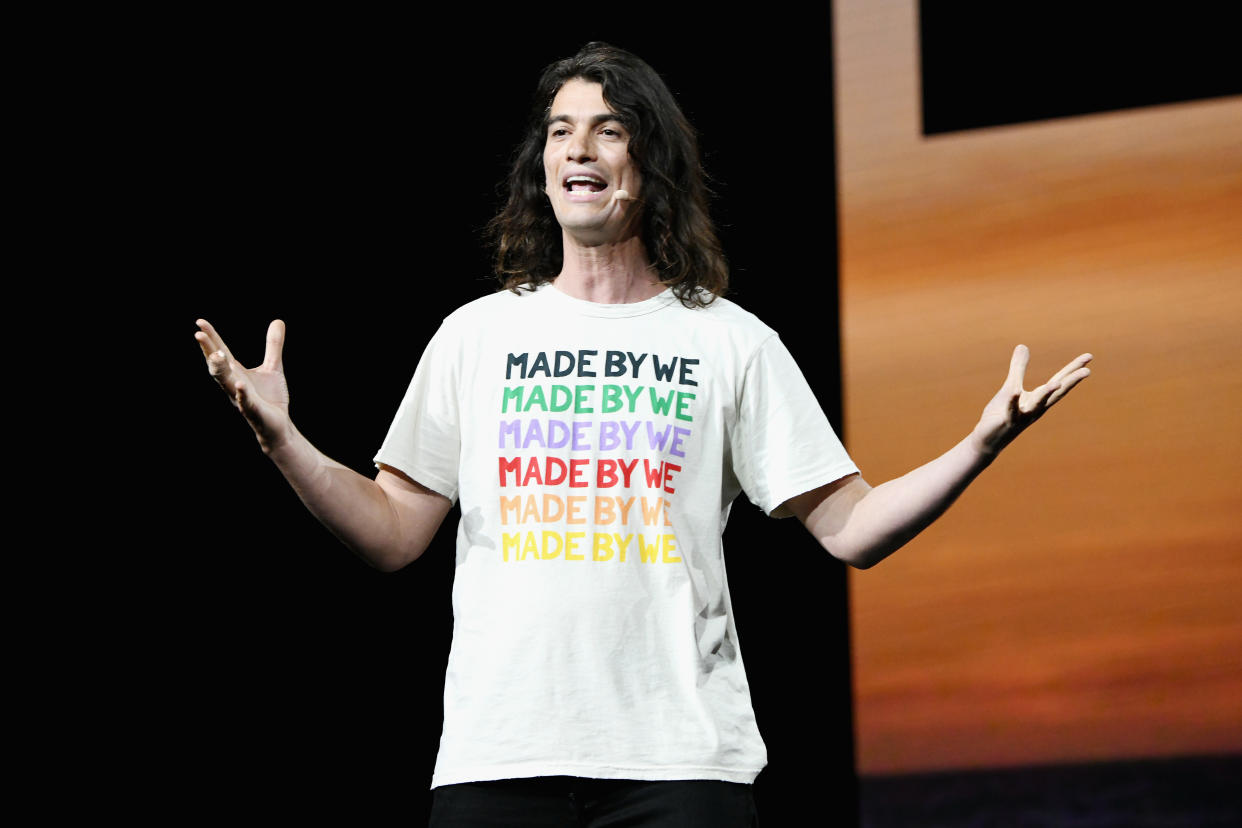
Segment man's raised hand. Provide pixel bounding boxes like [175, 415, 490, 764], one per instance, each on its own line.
[973, 345, 1093, 456]
[195, 319, 292, 453]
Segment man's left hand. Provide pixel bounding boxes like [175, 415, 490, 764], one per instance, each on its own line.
[973, 345, 1093, 456]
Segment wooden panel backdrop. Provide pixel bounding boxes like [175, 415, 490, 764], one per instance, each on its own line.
[835, 0, 1242, 774]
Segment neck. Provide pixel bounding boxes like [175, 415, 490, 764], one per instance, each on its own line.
[553, 231, 663, 304]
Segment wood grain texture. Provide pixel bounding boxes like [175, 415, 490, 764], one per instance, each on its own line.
[835, 0, 1242, 774]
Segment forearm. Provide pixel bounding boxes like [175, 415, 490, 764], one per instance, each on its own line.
[196, 317, 447, 570]
[794, 346, 1091, 569]
[824, 431, 995, 569]
[265, 425, 420, 571]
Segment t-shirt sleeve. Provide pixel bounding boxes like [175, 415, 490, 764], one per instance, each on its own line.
[730, 334, 859, 517]
[373, 325, 461, 503]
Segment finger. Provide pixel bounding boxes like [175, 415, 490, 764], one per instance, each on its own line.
[263, 319, 286, 371]
[194, 326, 219, 360]
[195, 319, 235, 363]
[194, 330, 215, 359]
[234, 379, 260, 427]
[206, 349, 237, 392]
[1025, 380, 1060, 413]
[205, 348, 227, 378]
[234, 378, 253, 410]
[1045, 366, 1091, 406]
[234, 376, 266, 424]
[1008, 393, 1023, 420]
[1046, 352, 1094, 387]
[1005, 344, 1030, 391]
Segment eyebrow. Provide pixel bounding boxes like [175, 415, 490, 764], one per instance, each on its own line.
[546, 113, 625, 129]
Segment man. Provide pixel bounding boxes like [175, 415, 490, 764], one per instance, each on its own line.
[196, 43, 1090, 827]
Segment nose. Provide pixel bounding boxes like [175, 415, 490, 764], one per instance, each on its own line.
[566, 130, 596, 161]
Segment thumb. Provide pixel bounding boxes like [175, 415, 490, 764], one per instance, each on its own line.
[1005, 344, 1030, 391]
[263, 319, 286, 371]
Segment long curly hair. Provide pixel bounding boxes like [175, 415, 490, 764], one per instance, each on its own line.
[488, 43, 729, 307]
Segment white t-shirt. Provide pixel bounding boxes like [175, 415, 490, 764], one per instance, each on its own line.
[375, 283, 858, 788]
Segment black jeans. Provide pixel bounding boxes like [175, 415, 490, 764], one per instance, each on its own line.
[429, 776, 759, 827]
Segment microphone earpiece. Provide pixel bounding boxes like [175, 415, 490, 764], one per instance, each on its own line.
[614, 190, 632, 201]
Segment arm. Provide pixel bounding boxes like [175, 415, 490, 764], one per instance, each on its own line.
[195, 318, 452, 572]
[786, 345, 1092, 569]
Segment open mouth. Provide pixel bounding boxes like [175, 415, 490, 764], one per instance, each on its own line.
[564, 175, 607, 193]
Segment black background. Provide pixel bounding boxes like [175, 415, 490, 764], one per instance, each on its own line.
[921, 2, 1241, 134]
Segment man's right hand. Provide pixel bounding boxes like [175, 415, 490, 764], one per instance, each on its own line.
[194, 318, 450, 569]
[195, 318, 292, 453]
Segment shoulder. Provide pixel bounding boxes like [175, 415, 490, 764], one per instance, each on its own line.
[692, 294, 775, 333]
[671, 292, 780, 357]
[443, 286, 531, 320]
[433, 285, 547, 334]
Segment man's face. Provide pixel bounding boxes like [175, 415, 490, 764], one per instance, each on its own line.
[543, 79, 641, 242]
